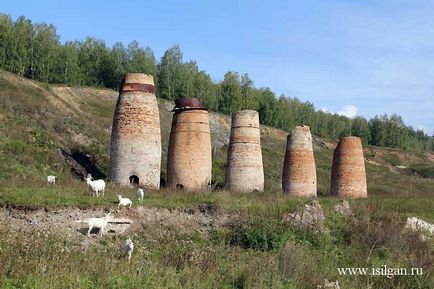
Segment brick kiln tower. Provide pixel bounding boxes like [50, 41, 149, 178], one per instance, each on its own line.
[166, 98, 212, 191]
[282, 125, 317, 197]
[225, 110, 264, 192]
[110, 73, 161, 189]
[330, 136, 367, 198]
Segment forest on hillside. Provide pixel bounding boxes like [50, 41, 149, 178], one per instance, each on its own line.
[0, 13, 433, 152]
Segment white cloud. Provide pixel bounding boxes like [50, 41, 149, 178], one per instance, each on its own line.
[337, 105, 358, 118]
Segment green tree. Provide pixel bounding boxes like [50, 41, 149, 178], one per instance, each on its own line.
[51, 43, 80, 84]
[274, 95, 295, 131]
[127, 41, 157, 77]
[157, 45, 183, 99]
[194, 71, 215, 101]
[11, 16, 32, 76]
[351, 117, 371, 144]
[0, 14, 15, 70]
[257, 88, 277, 126]
[77, 37, 108, 86]
[177, 60, 199, 98]
[219, 71, 243, 114]
[30, 23, 59, 82]
[241, 73, 258, 110]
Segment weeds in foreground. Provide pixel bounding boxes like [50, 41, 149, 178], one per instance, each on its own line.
[0, 201, 432, 289]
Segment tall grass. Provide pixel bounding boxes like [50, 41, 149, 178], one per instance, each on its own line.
[0, 200, 432, 289]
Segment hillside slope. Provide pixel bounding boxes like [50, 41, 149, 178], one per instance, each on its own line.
[0, 69, 433, 196]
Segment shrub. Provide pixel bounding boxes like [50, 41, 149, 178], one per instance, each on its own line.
[2, 140, 28, 154]
[410, 164, 434, 179]
[364, 150, 376, 158]
[227, 217, 289, 251]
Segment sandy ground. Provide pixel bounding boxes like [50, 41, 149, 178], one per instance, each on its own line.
[0, 204, 235, 249]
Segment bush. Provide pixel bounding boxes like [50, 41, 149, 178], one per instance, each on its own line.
[2, 140, 28, 154]
[364, 150, 376, 158]
[227, 217, 289, 251]
[410, 164, 434, 179]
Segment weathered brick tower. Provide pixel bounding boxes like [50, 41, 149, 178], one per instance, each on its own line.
[330, 136, 367, 198]
[110, 73, 161, 189]
[282, 125, 317, 197]
[166, 98, 212, 191]
[225, 110, 264, 192]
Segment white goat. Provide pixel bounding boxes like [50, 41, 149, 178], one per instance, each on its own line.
[47, 175, 57, 185]
[85, 175, 106, 197]
[137, 188, 144, 203]
[83, 212, 111, 237]
[118, 195, 132, 209]
[124, 238, 134, 263]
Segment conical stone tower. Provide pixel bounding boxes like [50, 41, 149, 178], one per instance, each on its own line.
[330, 136, 367, 198]
[282, 125, 317, 197]
[166, 98, 212, 191]
[110, 73, 161, 189]
[225, 110, 264, 192]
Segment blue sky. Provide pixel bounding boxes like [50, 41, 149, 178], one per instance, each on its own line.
[2, 0, 433, 134]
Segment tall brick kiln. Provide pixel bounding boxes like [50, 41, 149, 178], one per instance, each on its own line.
[225, 110, 264, 192]
[166, 98, 212, 191]
[282, 125, 317, 197]
[330, 136, 367, 198]
[110, 73, 161, 189]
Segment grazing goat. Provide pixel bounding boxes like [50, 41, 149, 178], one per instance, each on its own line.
[47, 175, 57, 185]
[124, 239, 134, 263]
[85, 175, 105, 197]
[118, 195, 132, 209]
[83, 212, 111, 237]
[137, 188, 144, 203]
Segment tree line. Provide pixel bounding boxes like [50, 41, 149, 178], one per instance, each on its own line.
[1, 13, 433, 152]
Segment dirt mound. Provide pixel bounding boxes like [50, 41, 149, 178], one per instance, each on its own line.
[0, 205, 233, 241]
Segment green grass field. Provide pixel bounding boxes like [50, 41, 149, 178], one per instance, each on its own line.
[1, 180, 434, 223]
[0, 189, 433, 289]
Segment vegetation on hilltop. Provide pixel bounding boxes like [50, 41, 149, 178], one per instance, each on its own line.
[0, 13, 433, 152]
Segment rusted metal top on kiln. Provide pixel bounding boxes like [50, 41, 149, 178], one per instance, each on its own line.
[172, 98, 208, 112]
[120, 73, 155, 94]
[121, 83, 155, 93]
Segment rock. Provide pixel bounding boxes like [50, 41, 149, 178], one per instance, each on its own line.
[334, 200, 352, 217]
[57, 148, 88, 179]
[286, 200, 325, 232]
[163, 101, 175, 112]
[317, 279, 340, 289]
[405, 217, 434, 238]
[197, 214, 213, 227]
[198, 202, 218, 216]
